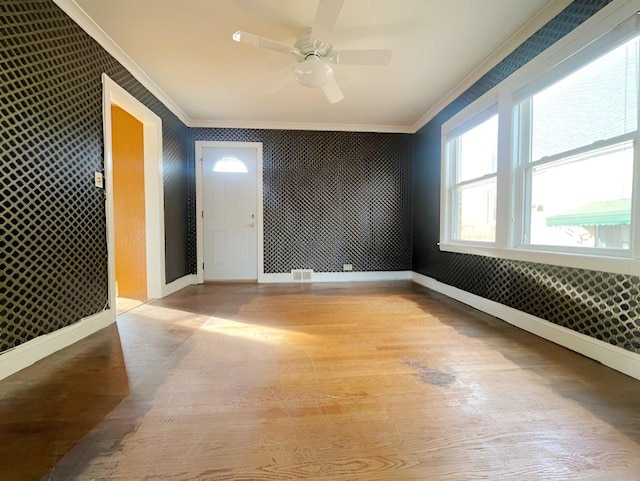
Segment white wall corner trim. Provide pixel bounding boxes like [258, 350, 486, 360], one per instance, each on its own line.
[0, 309, 116, 381]
[411, 272, 640, 381]
[162, 274, 198, 297]
[410, 0, 573, 133]
[260, 271, 412, 283]
[189, 119, 414, 134]
[52, 0, 190, 125]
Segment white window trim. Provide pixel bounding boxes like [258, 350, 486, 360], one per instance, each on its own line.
[439, 0, 640, 277]
[441, 96, 499, 247]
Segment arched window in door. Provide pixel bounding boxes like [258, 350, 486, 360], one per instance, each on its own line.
[213, 156, 248, 173]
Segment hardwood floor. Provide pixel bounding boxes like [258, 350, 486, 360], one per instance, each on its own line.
[116, 297, 145, 316]
[2, 281, 640, 480]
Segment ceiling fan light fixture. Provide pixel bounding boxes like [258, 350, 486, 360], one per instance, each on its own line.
[294, 55, 333, 88]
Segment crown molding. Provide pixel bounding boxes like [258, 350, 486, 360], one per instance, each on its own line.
[51, 0, 575, 135]
[188, 119, 414, 134]
[51, 0, 413, 133]
[52, 0, 191, 126]
[410, 0, 573, 133]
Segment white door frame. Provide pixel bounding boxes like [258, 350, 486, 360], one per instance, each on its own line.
[195, 141, 264, 283]
[102, 73, 166, 308]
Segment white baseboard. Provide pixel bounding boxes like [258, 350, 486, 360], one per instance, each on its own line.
[411, 272, 640, 381]
[0, 309, 116, 381]
[259, 271, 412, 284]
[162, 274, 197, 297]
[257, 272, 291, 283]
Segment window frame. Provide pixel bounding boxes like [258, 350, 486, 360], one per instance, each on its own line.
[442, 103, 499, 246]
[439, 0, 640, 276]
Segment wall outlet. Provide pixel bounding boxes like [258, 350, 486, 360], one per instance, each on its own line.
[94, 171, 104, 189]
[343, 263, 353, 272]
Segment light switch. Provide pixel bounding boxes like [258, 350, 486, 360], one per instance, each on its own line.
[94, 171, 104, 189]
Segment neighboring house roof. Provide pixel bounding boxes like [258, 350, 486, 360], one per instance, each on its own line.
[546, 199, 631, 227]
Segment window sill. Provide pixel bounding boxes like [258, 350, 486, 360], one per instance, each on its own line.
[439, 242, 640, 276]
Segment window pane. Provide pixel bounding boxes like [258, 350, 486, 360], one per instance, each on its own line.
[530, 36, 638, 161]
[528, 141, 633, 249]
[456, 177, 497, 242]
[458, 114, 498, 182]
[213, 156, 248, 173]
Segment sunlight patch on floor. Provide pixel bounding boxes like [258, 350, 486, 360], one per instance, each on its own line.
[116, 297, 145, 316]
[200, 317, 316, 345]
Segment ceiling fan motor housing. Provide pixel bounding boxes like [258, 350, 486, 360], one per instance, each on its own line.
[294, 33, 333, 59]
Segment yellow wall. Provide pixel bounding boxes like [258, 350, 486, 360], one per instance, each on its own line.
[111, 105, 147, 300]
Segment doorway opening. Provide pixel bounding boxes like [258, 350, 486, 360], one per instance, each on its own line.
[102, 74, 166, 314]
[111, 105, 146, 311]
[195, 141, 264, 283]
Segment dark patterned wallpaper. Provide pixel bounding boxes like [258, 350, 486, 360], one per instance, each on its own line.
[439, 254, 640, 352]
[3, 0, 625, 359]
[193, 129, 413, 274]
[0, 0, 191, 353]
[410, 0, 640, 353]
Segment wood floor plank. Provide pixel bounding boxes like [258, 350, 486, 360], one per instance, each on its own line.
[1, 281, 640, 480]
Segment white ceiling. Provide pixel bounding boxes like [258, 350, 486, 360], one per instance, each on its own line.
[71, 0, 565, 131]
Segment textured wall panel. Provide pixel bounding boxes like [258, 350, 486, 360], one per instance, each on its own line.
[410, 0, 640, 353]
[193, 129, 413, 274]
[437, 253, 640, 352]
[0, 0, 191, 352]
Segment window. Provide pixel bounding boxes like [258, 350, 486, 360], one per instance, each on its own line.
[213, 156, 248, 173]
[439, 5, 640, 275]
[518, 36, 638, 252]
[445, 112, 498, 243]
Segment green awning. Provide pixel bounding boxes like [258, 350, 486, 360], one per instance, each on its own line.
[546, 199, 631, 227]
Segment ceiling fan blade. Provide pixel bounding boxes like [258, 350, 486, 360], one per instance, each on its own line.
[329, 49, 392, 66]
[232, 30, 296, 55]
[264, 68, 295, 95]
[321, 77, 344, 104]
[310, 0, 344, 44]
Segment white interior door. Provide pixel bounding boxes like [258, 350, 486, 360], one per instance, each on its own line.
[202, 147, 258, 281]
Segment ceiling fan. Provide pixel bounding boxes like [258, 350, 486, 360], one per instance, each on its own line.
[232, 0, 392, 104]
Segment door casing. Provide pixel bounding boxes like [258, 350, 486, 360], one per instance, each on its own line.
[102, 74, 166, 308]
